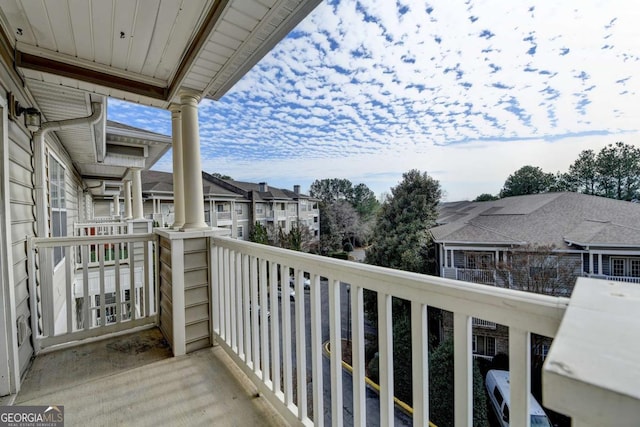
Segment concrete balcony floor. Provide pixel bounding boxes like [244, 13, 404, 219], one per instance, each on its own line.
[15, 328, 286, 426]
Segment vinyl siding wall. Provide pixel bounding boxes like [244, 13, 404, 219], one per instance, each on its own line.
[8, 120, 36, 376]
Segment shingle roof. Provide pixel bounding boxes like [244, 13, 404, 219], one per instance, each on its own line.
[222, 180, 311, 200]
[431, 192, 640, 248]
[141, 170, 242, 197]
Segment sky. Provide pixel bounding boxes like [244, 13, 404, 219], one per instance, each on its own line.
[108, 0, 640, 202]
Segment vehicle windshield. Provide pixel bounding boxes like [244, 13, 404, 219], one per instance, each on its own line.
[531, 415, 552, 427]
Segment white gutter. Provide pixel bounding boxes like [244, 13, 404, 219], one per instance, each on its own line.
[31, 102, 103, 338]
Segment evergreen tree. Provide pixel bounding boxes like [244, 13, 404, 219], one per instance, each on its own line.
[499, 166, 556, 198]
[366, 169, 441, 274]
[429, 338, 489, 427]
[249, 222, 269, 245]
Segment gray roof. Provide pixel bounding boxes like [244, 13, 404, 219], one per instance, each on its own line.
[222, 180, 313, 201]
[431, 192, 640, 249]
[141, 170, 242, 198]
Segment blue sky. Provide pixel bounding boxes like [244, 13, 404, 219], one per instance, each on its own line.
[108, 0, 640, 201]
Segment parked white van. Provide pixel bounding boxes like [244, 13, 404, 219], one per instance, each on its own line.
[485, 369, 552, 427]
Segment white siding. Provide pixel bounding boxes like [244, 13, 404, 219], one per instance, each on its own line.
[8, 121, 36, 376]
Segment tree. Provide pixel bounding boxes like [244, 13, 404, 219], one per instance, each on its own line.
[332, 200, 360, 249]
[309, 178, 353, 203]
[473, 193, 499, 202]
[566, 149, 598, 194]
[210, 172, 233, 180]
[596, 142, 640, 201]
[317, 201, 341, 254]
[351, 183, 380, 219]
[495, 244, 580, 296]
[499, 166, 556, 198]
[310, 178, 379, 251]
[366, 169, 441, 274]
[249, 222, 269, 244]
[364, 169, 442, 406]
[429, 338, 489, 427]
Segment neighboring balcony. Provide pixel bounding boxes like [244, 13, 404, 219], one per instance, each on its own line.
[455, 267, 497, 285]
[22, 229, 639, 426]
[217, 210, 233, 226]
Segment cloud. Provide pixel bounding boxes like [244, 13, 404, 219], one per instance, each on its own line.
[110, 0, 640, 201]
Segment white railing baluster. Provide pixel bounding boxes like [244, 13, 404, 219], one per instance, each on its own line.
[453, 312, 472, 427]
[223, 248, 231, 343]
[229, 250, 237, 352]
[129, 241, 135, 321]
[235, 251, 244, 359]
[211, 246, 220, 336]
[352, 285, 365, 427]
[281, 264, 294, 408]
[412, 301, 429, 427]
[310, 274, 323, 426]
[250, 256, 260, 374]
[143, 241, 150, 317]
[269, 261, 281, 396]
[328, 277, 343, 426]
[509, 327, 531, 427]
[259, 259, 270, 385]
[99, 244, 105, 327]
[65, 246, 73, 333]
[294, 269, 307, 420]
[242, 254, 251, 364]
[82, 244, 90, 330]
[378, 291, 393, 427]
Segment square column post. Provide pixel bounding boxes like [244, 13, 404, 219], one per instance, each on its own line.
[179, 91, 208, 230]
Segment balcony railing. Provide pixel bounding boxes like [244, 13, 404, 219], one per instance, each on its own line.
[217, 211, 232, 221]
[74, 221, 131, 267]
[210, 236, 568, 426]
[472, 318, 497, 329]
[456, 268, 496, 285]
[585, 273, 640, 284]
[27, 233, 157, 352]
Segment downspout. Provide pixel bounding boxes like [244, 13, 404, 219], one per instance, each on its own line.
[31, 101, 103, 338]
[34, 102, 103, 238]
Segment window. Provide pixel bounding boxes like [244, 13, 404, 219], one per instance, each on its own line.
[49, 155, 67, 265]
[235, 204, 243, 214]
[473, 334, 496, 356]
[256, 205, 264, 214]
[237, 226, 244, 238]
[493, 387, 504, 406]
[217, 204, 224, 212]
[611, 257, 640, 277]
[465, 252, 494, 269]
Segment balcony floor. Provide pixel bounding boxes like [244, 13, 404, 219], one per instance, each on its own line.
[15, 328, 287, 426]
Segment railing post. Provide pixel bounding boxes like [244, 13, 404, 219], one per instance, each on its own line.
[509, 328, 531, 427]
[412, 301, 429, 427]
[378, 291, 393, 427]
[453, 312, 472, 427]
[155, 228, 224, 356]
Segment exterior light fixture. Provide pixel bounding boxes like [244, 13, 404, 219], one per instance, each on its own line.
[8, 92, 41, 132]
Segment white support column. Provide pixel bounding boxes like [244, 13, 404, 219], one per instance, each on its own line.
[123, 180, 132, 219]
[597, 253, 603, 275]
[179, 91, 208, 230]
[131, 168, 144, 220]
[169, 104, 185, 229]
[589, 251, 594, 274]
[113, 192, 120, 217]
